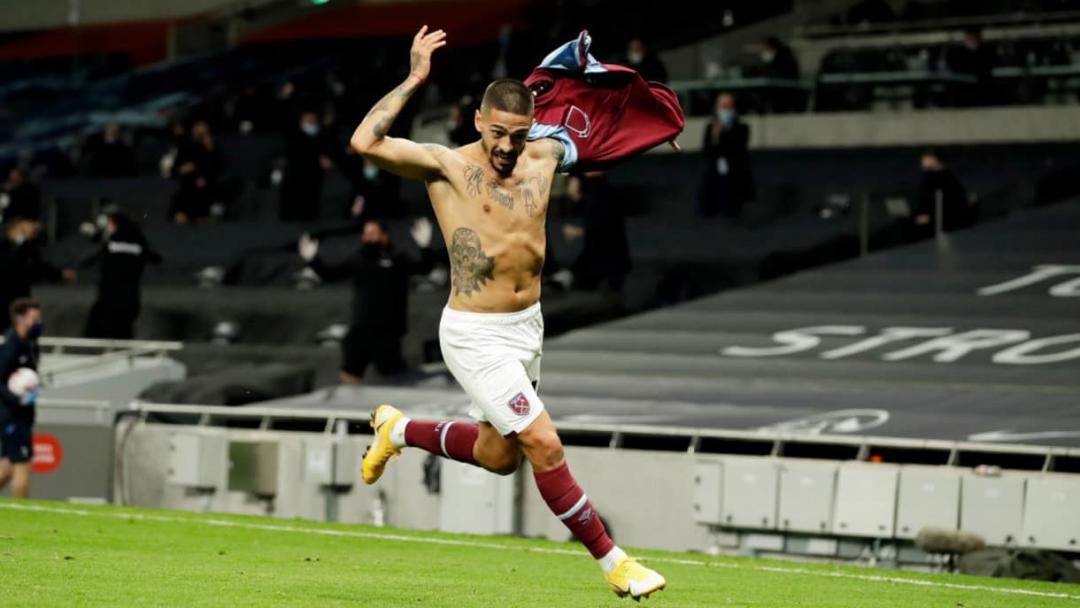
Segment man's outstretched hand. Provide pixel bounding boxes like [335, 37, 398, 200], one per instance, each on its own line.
[410, 25, 447, 82]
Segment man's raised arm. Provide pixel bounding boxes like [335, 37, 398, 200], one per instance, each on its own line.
[350, 25, 447, 181]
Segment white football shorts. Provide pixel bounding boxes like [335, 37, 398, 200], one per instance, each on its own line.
[439, 302, 544, 438]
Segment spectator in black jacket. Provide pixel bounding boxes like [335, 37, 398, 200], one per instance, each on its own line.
[0, 218, 74, 334]
[341, 148, 399, 221]
[84, 123, 137, 177]
[170, 121, 226, 223]
[0, 298, 43, 498]
[623, 38, 668, 83]
[947, 28, 995, 106]
[562, 173, 631, 293]
[698, 93, 755, 218]
[912, 149, 974, 239]
[0, 168, 42, 223]
[280, 110, 337, 222]
[81, 210, 162, 340]
[446, 103, 475, 148]
[298, 218, 436, 383]
[757, 37, 802, 112]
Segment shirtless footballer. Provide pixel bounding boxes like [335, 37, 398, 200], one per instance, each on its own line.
[354, 26, 665, 599]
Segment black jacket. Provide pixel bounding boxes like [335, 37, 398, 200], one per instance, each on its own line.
[309, 246, 435, 335]
[82, 233, 162, 309]
[1, 182, 42, 221]
[702, 119, 755, 204]
[572, 176, 631, 288]
[915, 169, 971, 231]
[0, 237, 62, 333]
[0, 328, 39, 426]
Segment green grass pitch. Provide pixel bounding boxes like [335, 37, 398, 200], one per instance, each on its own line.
[1, 499, 1078, 607]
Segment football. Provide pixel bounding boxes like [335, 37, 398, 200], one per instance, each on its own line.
[7, 367, 40, 398]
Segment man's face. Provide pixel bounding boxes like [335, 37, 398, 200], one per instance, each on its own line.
[8, 168, 23, 186]
[362, 222, 389, 247]
[15, 308, 41, 333]
[475, 107, 531, 176]
[10, 219, 41, 242]
[717, 94, 735, 112]
[921, 155, 941, 171]
[192, 121, 210, 143]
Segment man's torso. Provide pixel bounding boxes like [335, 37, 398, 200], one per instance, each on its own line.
[425, 141, 556, 313]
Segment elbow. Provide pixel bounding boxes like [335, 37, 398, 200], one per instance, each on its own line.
[350, 134, 371, 154]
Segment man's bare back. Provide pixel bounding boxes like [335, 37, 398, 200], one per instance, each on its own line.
[349, 26, 564, 314]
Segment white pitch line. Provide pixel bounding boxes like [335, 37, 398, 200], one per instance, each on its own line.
[3, 502, 1079, 602]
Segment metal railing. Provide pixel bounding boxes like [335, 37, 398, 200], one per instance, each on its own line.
[38, 338, 183, 385]
[126, 401, 1080, 473]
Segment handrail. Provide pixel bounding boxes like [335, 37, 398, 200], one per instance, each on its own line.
[37, 339, 183, 385]
[40, 338, 183, 351]
[798, 9, 1080, 40]
[126, 401, 1080, 459]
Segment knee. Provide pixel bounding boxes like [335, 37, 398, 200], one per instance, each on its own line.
[524, 431, 564, 470]
[489, 455, 521, 477]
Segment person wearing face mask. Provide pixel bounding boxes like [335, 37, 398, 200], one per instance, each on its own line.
[80, 210, 162, 340]
[297, 218, 436, 384]
[698, 93, 754, 218]
[446, 103, 475, 148]
[622, 38, 668, 83]
[946, 28, 995, 107]
[169, 120, 226, 224]
[0, 298, 44, 498]
[757, 37, 801, 112]
[341, 148, 400, 222]
[0, 218, 74, 334]
[280, 110, 337, 222]
[911, 149, 973, 241]
[0, 168, 42, 223]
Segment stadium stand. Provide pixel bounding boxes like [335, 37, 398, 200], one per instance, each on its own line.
[4, 0, 1080, 595]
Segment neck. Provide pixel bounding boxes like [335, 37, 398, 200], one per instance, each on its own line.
[14, 325, 28, 340]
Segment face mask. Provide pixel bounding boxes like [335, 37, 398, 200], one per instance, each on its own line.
[363, 165, 379, 180]
[627, 51, 644, 65]
[13, 235, 26, 246]
[28, 322, 43, 339]
[361, 243, 383, 258]
[301, 124, 320, 137]
[762, 50, 775, 63]
[718, 109, 736, 125]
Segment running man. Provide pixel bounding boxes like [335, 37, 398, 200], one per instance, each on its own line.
[354, 26, 666, 599]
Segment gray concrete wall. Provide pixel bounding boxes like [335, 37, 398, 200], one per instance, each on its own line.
[667, 105, 1080, 152]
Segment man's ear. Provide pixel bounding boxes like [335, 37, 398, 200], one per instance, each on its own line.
[474, 109, 483, 133]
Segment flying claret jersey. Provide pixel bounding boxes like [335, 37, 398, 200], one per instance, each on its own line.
[526, 30, 686, 173]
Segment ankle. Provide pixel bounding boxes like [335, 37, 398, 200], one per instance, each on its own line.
[598, 546, 628, 573]
[389, 416, 410, 448]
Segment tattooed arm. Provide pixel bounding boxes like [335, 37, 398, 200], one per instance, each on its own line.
[350, 26, 448, 181]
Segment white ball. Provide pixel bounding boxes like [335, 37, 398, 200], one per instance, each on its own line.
[7, 367, 40, 397]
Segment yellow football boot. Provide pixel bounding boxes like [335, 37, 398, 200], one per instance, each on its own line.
[361, 404, 404, 484]
[605, 557, 666, 600]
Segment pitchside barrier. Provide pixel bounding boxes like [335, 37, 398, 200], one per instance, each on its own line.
[74, 402, 1080, 567]
[0, 338, 185, 501]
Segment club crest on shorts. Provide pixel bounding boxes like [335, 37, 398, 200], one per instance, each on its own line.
[508, 392, 531, 416]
